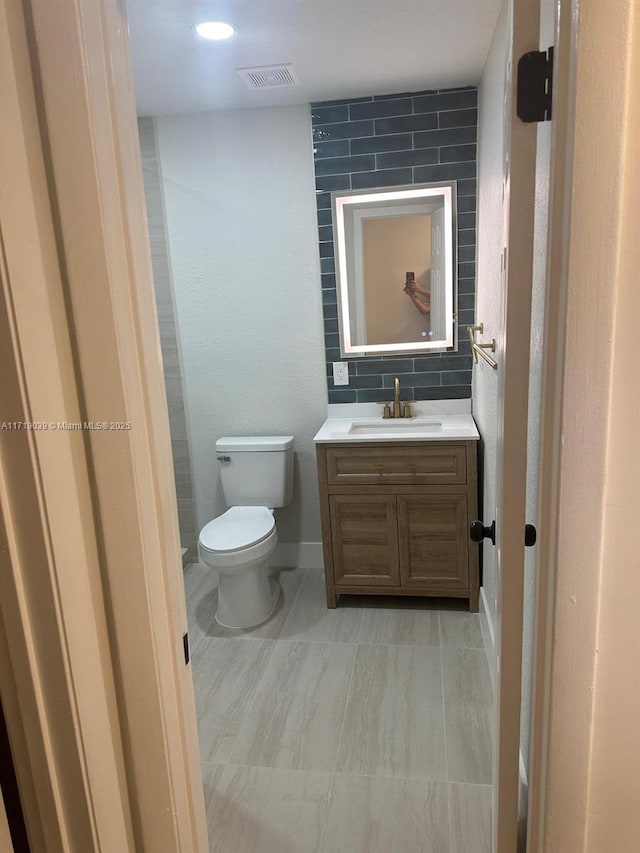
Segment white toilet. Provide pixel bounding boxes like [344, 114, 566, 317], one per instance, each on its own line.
[198, 435, 294, 629]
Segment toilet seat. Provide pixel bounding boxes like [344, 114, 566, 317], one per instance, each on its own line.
[199, 506, 275, 553]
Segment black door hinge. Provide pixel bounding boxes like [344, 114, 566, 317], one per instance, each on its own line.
[183, 632, 190, 665]
[517, 46, 554, 122]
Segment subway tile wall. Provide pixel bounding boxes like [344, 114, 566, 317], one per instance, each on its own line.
[138, 118, 198, 559]
[311, 87, 477, 403]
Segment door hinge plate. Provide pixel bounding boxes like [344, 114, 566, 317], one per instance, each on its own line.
[517, 46, 554, 122]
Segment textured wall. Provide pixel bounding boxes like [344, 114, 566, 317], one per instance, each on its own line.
[154, 106, 327, 546]
[138, 117, 197, 557]
[311, 88, 477, 403]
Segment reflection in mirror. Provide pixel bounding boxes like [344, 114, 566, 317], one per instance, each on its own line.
[333, 182, 456, 356]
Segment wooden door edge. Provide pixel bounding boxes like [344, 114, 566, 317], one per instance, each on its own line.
[526, 0, 639, 849]
[0, 785, 14, 853]
[524, 0, 578, 846]
[0, 1, 136, 847]
[0, 0, 208, 850]
[25, 0, 209, 848]
[494, 0, 541, 848]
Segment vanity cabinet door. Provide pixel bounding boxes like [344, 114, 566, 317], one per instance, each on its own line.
[329, 494, 400, 587]
[397, 495, 469, 590]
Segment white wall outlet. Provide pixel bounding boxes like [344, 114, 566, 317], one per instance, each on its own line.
[332, 362, 349, 386]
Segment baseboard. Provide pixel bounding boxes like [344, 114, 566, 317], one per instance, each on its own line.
[479, 586, 497, 690]
[273, 541, 324, 569]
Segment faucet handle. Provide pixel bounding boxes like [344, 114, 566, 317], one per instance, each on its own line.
[377, 402, 392, 419]
[402, 401, 415, 419]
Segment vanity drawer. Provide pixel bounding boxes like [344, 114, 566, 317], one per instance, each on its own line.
[325, 444, 467, 486]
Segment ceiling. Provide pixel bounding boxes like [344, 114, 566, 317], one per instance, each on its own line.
[127, 0, 503, 117]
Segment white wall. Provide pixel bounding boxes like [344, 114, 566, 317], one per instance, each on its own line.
[154, 106, 327, 552]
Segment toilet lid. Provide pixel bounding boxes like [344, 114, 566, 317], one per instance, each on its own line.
[199, 506, 275, 553]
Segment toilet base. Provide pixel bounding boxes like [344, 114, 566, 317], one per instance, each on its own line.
[215, 574, 280, 630]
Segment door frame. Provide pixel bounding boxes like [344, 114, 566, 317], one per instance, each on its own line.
[527, 0, 640, 848]
[0, 0, 207, 850]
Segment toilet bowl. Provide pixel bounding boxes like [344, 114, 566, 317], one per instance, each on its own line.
[198, 506, 280, 628]
[198, 435, 294, 629]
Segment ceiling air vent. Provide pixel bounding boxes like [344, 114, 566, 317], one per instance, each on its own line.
[237, 64, 300, 90]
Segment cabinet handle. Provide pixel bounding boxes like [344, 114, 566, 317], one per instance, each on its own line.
[398, 501, 404, 515]
[373, 463, 384, 473]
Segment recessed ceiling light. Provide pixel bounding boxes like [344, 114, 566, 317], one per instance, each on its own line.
[194, 21, 236, 41]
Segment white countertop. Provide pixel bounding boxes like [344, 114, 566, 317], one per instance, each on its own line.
[313, 413, 479, 443]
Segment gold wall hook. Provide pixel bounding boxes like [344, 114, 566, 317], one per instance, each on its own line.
[468, 323, 498, 370]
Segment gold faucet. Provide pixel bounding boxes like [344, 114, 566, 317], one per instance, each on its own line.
[393, 377, 402, 419]
[379, 377, 413, 419]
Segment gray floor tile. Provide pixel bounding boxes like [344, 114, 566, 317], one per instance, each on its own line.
[321, 774, 449, 853]
[280, 568, 364, 643]
[184, 563, 217, 652]
[187, 560, 495, 847]
[232, 640, 357, 772]
[442, 648, 493, 783]
[192, 638, 275, 763]
[336, 644, 447, 780]
[202, 763, 331, 853]
[448, 783, 492, 853]
[439, 608, 485, 648]
[358, 597, 440, 646]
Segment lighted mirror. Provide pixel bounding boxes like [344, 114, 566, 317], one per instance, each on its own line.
[332, 181, 457, 356]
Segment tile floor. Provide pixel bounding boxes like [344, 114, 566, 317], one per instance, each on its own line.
[185, 563, 493, 853]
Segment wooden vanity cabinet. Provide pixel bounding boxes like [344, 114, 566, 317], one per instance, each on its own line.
[315, 440, 479, 611]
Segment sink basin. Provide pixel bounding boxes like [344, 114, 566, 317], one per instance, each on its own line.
[314, 412, 479, 443]
[348, 419, 442, 437]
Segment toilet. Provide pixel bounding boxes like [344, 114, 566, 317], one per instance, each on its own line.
[198, 435, 294, 629]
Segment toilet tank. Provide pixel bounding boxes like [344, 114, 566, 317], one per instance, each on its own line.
[215, 436, 294, 508]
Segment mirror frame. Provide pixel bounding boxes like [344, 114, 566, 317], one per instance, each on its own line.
[332, 181, 457, 357]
